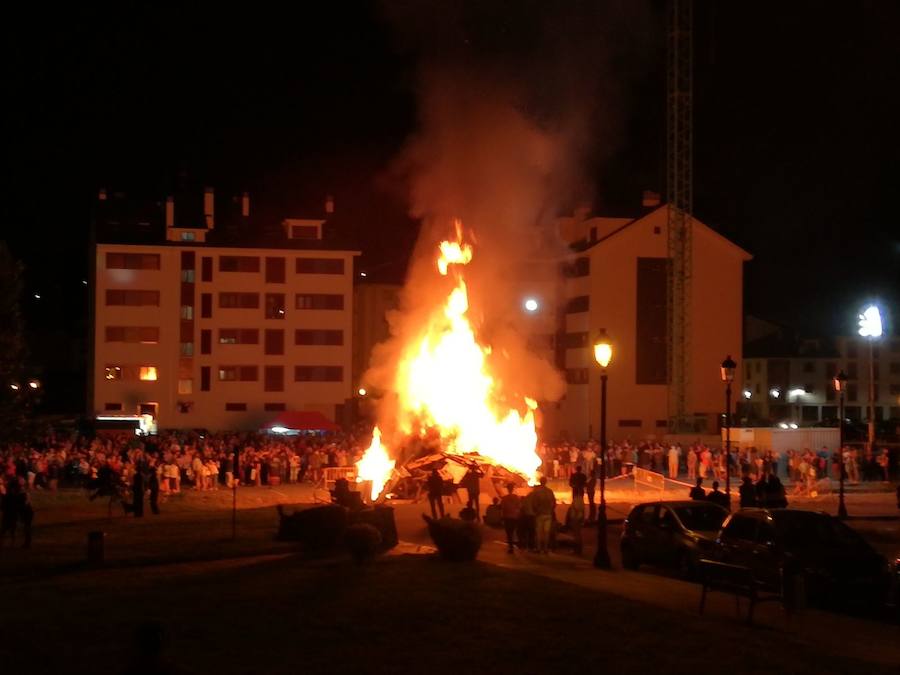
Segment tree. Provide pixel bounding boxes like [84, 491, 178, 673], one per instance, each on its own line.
[0, 242, 26, 439]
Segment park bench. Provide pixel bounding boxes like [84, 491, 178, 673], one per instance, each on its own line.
[698, 559, 783, 625]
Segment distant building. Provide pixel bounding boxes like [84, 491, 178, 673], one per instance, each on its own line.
[530, 202, 751, 440]
[744, 332, 900, 426]
[352, 282, 401, 392]
[91, 187, 359, 431]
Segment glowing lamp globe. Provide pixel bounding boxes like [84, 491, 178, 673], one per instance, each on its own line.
[857, 305, 883, 338]
[720, 355, 736, 383]
[593, 330, 613, 368]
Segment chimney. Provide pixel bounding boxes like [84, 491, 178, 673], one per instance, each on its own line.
[165, 196, 175, 228]
[325, 194, 335, 214]
[204, 187, 215, 229]
[241, 191, 250, 218]
[642, 190, 661, 208]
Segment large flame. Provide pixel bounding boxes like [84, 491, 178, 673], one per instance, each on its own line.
[355, 426, 395, 501]
[355, 221, 542, 499]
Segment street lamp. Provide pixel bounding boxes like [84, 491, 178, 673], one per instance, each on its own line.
[857, 304, 883, 455]
[592, 329, 613, 569]
[720, 355, 736, 502]
[833, 370, 849, 519]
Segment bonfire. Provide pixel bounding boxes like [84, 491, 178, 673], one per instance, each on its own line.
[356, 221, 541, 500]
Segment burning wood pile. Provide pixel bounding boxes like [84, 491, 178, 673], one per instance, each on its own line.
[355, 222, 543, 501]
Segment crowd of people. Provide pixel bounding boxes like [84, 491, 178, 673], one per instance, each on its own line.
[535, 440, 896, 486]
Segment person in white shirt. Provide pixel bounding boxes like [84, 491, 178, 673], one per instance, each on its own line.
[668, 445, 681, 479]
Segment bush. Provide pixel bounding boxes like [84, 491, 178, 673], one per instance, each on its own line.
[277, 504, 347, 553]
[345, 523, 382, 564]
[423, 515, 482, 562]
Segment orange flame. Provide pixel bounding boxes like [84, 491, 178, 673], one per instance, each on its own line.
[355, 426, 395, 501]
[398, 222, 541, 481]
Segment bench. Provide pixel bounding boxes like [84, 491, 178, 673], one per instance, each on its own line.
[698, 559, 783, 625]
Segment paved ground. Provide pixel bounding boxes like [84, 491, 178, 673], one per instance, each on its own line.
[4, 480, 898, 668]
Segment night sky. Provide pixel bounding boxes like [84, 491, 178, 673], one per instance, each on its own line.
[4, 1, 899, 411]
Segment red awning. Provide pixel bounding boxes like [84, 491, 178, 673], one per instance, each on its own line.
[267, 411, 340, 432]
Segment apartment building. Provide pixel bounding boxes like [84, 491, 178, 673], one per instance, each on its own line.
[744, 334, 900, 425]
[91, 188, 359, 431]
[539, 199, 751, 440]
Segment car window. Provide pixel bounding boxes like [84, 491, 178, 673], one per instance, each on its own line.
[722, 515, 757, 543]
[658, 507, 678, 530]
[772, 512, 868, 549]
[673, 505, 727, 532]
[756, 520, 776, 545]
[637, 505, 656, 526]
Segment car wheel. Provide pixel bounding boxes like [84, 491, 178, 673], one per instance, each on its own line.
[678, 551, 696, 580]
[621, 543, 640, 570]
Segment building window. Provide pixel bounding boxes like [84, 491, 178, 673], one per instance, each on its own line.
[846, 362, 858, 379]
[265, 329, 284, 355]
[290, 224, 319, 240]
[105, 366, 122, 380]
[561, 257, 590, 278]
[294, 329, 343, 346]
[139, 366, 158, 381]
[219, 292, 259, 309]
[218, 329, 258, 345]
[563, 332, 588, 349]
[295, 293, 344, 310]
[180, 232, 195, 242]
[104, 326, 159, 344]
[890, 384, 900, 396]
[106, 290, 160, 306]
[802, 361, 815, 373]
[180, 269, 195, 283]
[889, 362, 900, 375]
[180, 305, 193, 320]
[218, 366, 258, 382]
[106, 252, 160, 270]
[295, 258, 344, 274]
[181, 251, 195, 269]
[201, 367, 210, 392]
[264, 402, 286, 411]
[178, 379, 193, 395]
[846, 341, 858, 358]
[265, 293, 286, 319]
[826, 362, 837, 378]
[618, 420, 642, 428]
[294, 366, 343, 382]
[655, 420, 669, 428]
[104, 402, 122, 411]
[177, 401, 193, 413]
[201, 293, 212, 318]
[265, 257, 286, 283]
[847, 383, 858, 402]
[219, 256, 260, 273]
[225, 402, 247, 411]
[264, 366, 284, 392]
[180, 342, 194, 356]
[565, 295, 589, 313]
[635, 257, 668, 385]
[201, 329, 211, 355]
[201, 257, 213, 282]
[565, 368, 589, 384]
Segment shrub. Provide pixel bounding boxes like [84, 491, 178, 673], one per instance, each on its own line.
[423, 515, 482, 562]
[345, 523, 382, 564]
[277, 504, 347, 553]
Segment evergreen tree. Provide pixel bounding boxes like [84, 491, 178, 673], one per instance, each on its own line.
[0, 242, 26, 439]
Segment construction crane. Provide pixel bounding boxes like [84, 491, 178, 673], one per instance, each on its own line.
[666, 0, 693, 432]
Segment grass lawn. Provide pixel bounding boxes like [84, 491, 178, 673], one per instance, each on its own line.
[1, 551, 896, 675]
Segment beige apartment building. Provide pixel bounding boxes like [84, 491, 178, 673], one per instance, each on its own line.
[91, 188, 359, 431]
[539, 202, 751, 440]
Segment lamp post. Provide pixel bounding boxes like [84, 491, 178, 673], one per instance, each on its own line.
[857, 304, 883, 455]
[833, 370, 848, 519]
[592, 330, 613, 569]
[720, 355, 736, 501]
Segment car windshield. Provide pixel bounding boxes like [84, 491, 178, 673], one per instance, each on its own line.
[772, 512, 867, 549]
[673, 505, 726, 531]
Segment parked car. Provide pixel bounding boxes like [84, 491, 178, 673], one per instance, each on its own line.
[713, 508, 890, 609]
[620, 501, 729, 578]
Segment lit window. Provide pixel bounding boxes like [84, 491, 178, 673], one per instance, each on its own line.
[139, 367, 158, 381]
[105, 366, 122, 380]
[181, 269, 195, 282]
[180, 232, 196, 242]
[181, 306, 194, 320]
[178, 379, 193, 395]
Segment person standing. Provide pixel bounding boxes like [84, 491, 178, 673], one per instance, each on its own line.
[739, 476, 757, 508]
[461, 466, 483, 521]
[148, 466, 160, 516]
[706, 481, 729, 509]
[531, 477, 556, 554]
[689, 477, 706, 501]
[569, 465, 587, 504]
[500, 483, 521, 553]
[132, 470, 145, 518]
[668, 444, 681, 479]
[0, 479, 21, 547]
[686, 447, 698, 480]
[426, 469, 445, 519]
